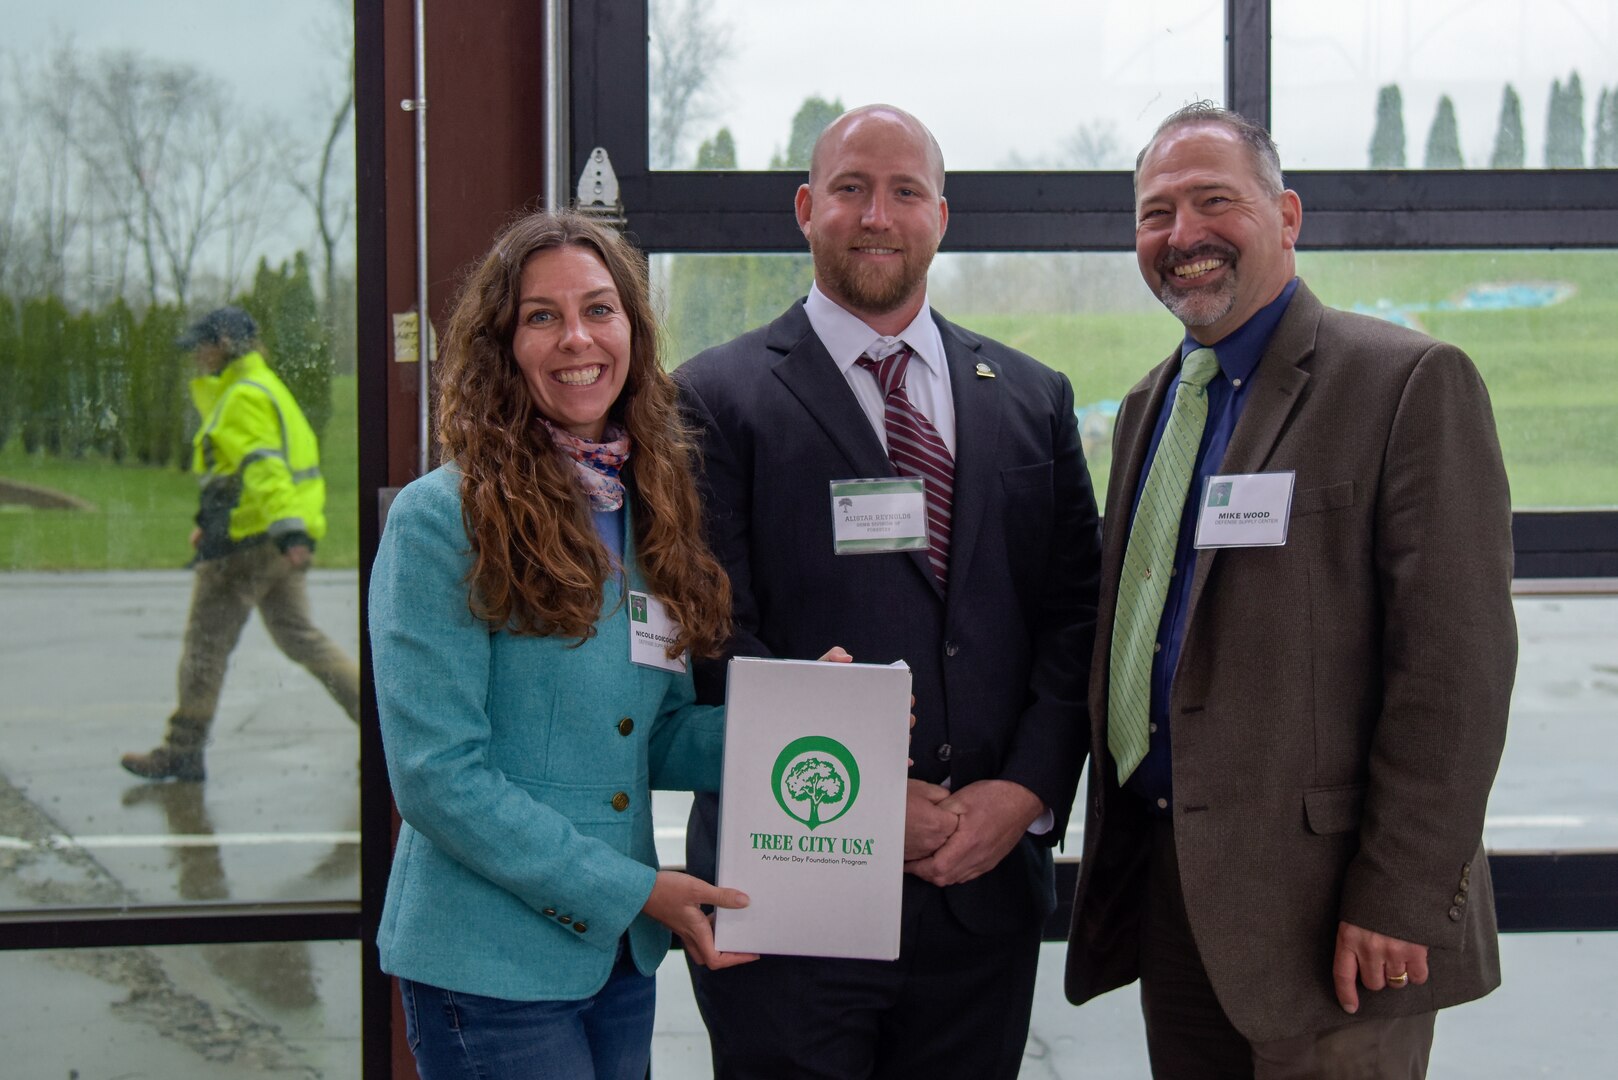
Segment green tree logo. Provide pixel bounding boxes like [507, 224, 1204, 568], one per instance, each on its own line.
[771, 735, 860, 830]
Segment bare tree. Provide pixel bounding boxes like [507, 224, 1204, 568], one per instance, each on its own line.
[1059, 120, 1128, 170]
[649, 0, 735, 168]
[996, 120, 1129, 171]
[0, 62, 25, 298]
[66, 51, 274, 308]
[288, 0, 356, 335]
[10, 44, 95, 301]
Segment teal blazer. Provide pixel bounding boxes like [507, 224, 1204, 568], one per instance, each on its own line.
[370, 465, 723, 1000]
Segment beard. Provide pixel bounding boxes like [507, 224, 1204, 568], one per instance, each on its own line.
[1154, 243, 1239, 328]
[810, 230, 936, 317]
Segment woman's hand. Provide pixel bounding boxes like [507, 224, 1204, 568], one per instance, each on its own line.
[642, 870, 758, 969]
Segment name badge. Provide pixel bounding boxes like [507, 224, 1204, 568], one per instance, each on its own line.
[829, 478, 929, 555]
[629, 590, 687, 673]
[1193, 471, 1296, 549]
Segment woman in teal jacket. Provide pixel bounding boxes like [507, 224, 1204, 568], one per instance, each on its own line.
[370, 211, 806, 1079]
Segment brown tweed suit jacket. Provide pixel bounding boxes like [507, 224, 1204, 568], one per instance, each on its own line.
[1064, 280, 1516, 1042]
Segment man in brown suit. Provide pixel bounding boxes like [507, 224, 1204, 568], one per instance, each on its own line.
[1064, 103, 1515, 1078]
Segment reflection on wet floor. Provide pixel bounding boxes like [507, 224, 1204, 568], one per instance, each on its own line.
[1, 764, 349, 1073]
[122, 780, 321, 1011]
[3, 581, 1614, 1074]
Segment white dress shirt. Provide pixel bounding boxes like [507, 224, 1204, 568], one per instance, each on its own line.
[804, 283, 956, 456]
[803, 284, 1053, 835]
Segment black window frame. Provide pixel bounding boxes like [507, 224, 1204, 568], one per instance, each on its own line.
[572, 0, 1618, 576]
[566, 0, 1618, 933]
[3, 7, 1612, 1080]
[0, 0, 390, 1075]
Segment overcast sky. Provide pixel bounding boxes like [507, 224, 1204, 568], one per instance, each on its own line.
[5, 0, 342, 129]
[662, 0, 1618, 170]
[6, 0, 1614, 174]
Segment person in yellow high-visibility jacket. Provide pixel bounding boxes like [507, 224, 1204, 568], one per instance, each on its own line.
[121, 306, 359, 782]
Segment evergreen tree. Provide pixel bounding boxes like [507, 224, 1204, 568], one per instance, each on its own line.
[1546, 72, 1587, 167]
[59, 309, 97, 458]
[1369, 84, 1406, 167]
[1489, 84, 1526, 168]
[1546, 77, 1564, 163]
[1568, 71, 1587, 165]
[695, 127, 737, 169]
[1424, 95, 1464, 168]
[664, 102, 835, 365]
[242, 252, 334, 438]
[0, 297, 16, 452]
[771, 96, 845, 171]
[18, 296, 69, 455]
[89, 298, 137, 462]
[1594, 86, 1618, 167]
[130, 304, 189, 468]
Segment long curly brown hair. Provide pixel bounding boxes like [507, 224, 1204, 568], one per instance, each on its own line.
[436, 210, 732, 657]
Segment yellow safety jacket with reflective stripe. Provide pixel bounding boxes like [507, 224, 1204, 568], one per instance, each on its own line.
[190, 351, 327, 557]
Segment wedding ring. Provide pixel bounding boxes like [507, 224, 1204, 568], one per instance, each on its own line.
[1387, 972, 1410, 987]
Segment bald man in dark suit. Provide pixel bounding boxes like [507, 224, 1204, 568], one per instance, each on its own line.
[678, 104, 1102, 1079]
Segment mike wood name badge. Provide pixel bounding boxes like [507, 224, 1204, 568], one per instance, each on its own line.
[1194, 471, 1296, 549]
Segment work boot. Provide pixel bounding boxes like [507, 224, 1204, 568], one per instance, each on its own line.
[120, 745, 206, 782]
[122, 712, 209, 782]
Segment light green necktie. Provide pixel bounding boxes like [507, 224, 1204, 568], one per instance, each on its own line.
[1108, 347, 1221, 784]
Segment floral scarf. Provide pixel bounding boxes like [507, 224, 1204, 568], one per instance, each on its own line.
[543, 418, 631, 511]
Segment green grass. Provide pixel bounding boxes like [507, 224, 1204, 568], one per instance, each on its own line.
[0, 376, 359, 570]
[3, 250, 1615, 570]
[959, 250, 1618, 511]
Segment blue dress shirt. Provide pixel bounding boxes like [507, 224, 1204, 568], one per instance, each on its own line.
[1125, 278, 1300, 812]
[592, 506, 625, 559]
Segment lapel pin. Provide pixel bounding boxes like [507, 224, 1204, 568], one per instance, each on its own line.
[975, 362, 996, 379]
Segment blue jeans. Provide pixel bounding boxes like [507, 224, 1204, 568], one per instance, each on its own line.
[399, 946, 655, 1080]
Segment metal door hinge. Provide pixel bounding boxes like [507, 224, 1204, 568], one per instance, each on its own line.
[576, 148, 626, 229]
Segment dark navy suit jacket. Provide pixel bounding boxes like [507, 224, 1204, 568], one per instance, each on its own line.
[676, 299, 1102, 934]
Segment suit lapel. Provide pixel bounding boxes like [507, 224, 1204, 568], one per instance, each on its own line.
[769, 302, 939, 595]
[768, 303, 893, 480]
[1182, 283, 1321, 635]
[939, 314, 997, 605]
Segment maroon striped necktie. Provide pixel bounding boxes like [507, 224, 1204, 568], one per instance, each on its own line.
[857, 345, 954, 589]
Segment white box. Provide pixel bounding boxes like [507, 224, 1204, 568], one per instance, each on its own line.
[712, 656, 911, 960]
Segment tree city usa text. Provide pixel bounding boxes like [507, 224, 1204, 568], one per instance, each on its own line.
[749, 832, 875, 862]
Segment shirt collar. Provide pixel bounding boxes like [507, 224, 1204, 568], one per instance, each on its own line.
[1180, 277, 1300, 384]
[805, 282, 946, 378]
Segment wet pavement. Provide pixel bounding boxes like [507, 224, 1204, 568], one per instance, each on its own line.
[2, 570, 361, 1077]
[2, 572, 1614, 1076]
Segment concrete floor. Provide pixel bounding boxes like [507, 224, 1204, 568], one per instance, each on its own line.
[1, 572, 1614, 1076]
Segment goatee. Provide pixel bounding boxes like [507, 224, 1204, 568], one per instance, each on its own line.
[1156, 244, 1238, 328]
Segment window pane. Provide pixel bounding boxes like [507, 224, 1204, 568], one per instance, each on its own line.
[0, 574, 360, 909]
[659, 249, 1618, 510]
[1274, 1, 1618, 169]
[1050, 594, 1618, 854]
[0, 2, 360, 908]
[652, 251, 1181, 505]
[656, 934, 1618, 1076]
[1432, 932, 1618, 1074]
[648, 0, 1222, 170]
[0, 941, 359, 1076]
[1485, 595, 1618, 851]
[1295, 250, 1617, 510]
